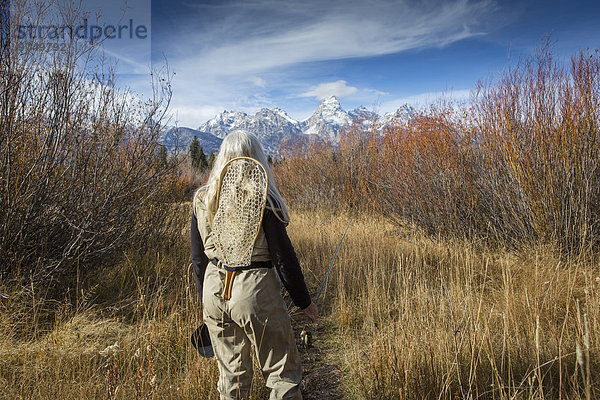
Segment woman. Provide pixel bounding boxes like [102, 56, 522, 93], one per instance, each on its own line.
[190, 129, 318, 400]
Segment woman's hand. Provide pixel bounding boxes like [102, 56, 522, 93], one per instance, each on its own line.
[302, 302, 318, 323]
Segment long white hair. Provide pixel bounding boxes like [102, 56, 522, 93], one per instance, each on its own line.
[203, 129, 290, 224]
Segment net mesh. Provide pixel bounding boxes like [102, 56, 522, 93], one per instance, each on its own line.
[212, 157, 269, 268]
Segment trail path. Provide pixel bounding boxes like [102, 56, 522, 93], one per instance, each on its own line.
[290, 312, 345, 400]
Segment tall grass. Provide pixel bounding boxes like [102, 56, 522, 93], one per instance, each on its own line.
[0, 203, 272, 399]
[1, 208, 597, 399]
[290, 211, 599, 399]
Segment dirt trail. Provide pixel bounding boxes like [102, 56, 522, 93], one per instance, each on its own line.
[290, 312, 345, 400]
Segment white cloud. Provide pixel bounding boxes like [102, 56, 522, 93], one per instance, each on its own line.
[365, 88, 389, 97]
[248, 76, 266, 87]
[299, 80, 358, 100]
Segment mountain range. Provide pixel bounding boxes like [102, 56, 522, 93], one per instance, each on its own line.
[160, 96, 414, 155]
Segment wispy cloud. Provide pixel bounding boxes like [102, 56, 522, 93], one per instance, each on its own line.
[300, 80, 358, 100]
[151, 0, 498, 126]
[178, 0, 495, 77]
[365, 88, 389, 97]
[168, 105, 226, 128]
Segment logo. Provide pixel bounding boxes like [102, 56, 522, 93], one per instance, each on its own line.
[10, 0, 151, 77]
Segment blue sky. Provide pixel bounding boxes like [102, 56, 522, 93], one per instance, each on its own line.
[139, 0, 600, 127]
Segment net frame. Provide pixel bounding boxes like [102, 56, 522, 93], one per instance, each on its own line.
[212, 156, 269, 268]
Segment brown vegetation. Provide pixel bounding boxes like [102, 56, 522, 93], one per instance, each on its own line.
[292, 210, 599, 399]
[277, 46, 600, 257]
[2, 1, 599, 397]
[0, 0, 178, 297]
[2, 210, 597, 399]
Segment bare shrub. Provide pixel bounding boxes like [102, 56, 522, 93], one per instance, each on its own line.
[275, 46, 600, 255]
[0, 0, 175, 295]
[275, 120, 383, 213]
[174, 155, 208, 201]
[473, 47, 600, 253]
[276, 140, 343, 212]
[378, 104, 481, 237]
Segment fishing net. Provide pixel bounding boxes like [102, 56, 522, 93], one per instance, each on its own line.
[212, 157, 269, 268]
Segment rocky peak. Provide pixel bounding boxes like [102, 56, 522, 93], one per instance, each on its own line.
[168, 99, 415, 156]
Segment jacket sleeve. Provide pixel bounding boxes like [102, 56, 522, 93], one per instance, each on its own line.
[262, 209, 312, 310]
[191, 211, 209, 301]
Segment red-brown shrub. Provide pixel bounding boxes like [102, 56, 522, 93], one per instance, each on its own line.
[275, 47, 600, 255]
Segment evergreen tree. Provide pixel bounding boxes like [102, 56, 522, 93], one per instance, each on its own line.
[198, 146, 208, 171]
[189, 135, 199, 161]
[190, 136, 208, 172]
[207, 152, 216, 171]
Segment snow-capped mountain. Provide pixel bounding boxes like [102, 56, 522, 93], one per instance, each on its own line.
[162, 96, 414, 155]
[199, 107, 303, 155]
[198, 110, 249, 139]
[382, 104, 414, 126]
[348, 105, 378, 122]
[302, 96, 353, 141]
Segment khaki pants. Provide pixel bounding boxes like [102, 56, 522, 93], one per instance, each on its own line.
[202, 260, 303, 400]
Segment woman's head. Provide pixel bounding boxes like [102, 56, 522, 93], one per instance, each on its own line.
[203, 129, 290, 224]
[211, 129, 268, 168]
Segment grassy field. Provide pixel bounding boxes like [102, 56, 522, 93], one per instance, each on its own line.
[294, 212, 599, 399]
[1, 208, 598, 399]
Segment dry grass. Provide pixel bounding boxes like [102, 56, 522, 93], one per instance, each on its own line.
[290, 211, 599, 399]
[1, 209, 599, 399]
[0, 206, 267, 400]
